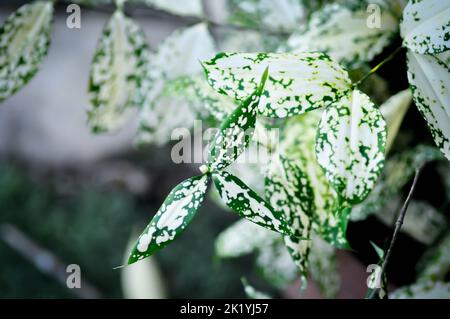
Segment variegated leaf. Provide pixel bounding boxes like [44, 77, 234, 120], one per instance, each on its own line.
[400, 0, 450, 54]
[417, 232, 450, 282]
[202, 52, 352, 118]
[264, 154, 313, 279]
[379, 89, 412, 153]
[241, 278, 271, 299]
[351, 144, 443, 221]
[316, 89, 387, 204]
[212, 170, 291, 235]
[390, 281, 450, 299]
[215, 219, 278, 258]
[88, 10, 151, 132]
[281, 111, 348, 248]
[0, 1, 53, 102]
[309, 235, 340, 298]
[208, 68, 268, 171]
[406, 50, 450, 161]
[128, 175, 208, 264]
[226, 0, 305, 33]
[256, 240, 298, 289]
[287, 2, 398, 68]
[137, 23, 216, 145]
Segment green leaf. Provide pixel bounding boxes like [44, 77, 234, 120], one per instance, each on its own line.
[0, 1, 53, 102]
[281, 111, 348, 247]
[208, 68, 268, 171]
[264, 154, 313, 278]
[406, 50, 450, 161]
[226, 0, 305, 33]
[316, 89, 387, 204]
[351, 144, 443, 221]
[379, 89, 412, 153]
[215, 219, 278, 258]
[241, 277, 271, 299]
[390, 281, 450, 299]
[88, 10, 151, 132]
[128, 175, 208, 264]
[212, 170, 291, 235]
[287, 2, 398, 68]
[202, 52, 352, 118]
[400, 0, 450, 54]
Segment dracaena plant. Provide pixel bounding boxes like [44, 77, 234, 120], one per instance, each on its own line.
[1, 0, 449, 299]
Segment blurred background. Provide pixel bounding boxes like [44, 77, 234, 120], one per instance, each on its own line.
[0, 0, 448, 299]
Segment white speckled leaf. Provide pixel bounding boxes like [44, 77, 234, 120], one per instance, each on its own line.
[379, 89, 412, 153]
[137, 23, 216, 145]
[215, 219, 278, 258]
[309, 235, 340, 298]
[316, 89, 387, 204]
[202, 52, 352, 118]
[128, 175, 208, 264]
[264, 154, 313, 278]
[351, 144, 443, 221]
[287, 2, 398, 68]
[390, 281, 450, 299]
[0, 1, 53, 102]
[281, 111, 349, 248]
[212, 170, 291, 235]
[400, 0, 450, 54]
[406, 50, 450, 161]
[226, 0, 305, 33]
[208, 68, 268, 171]
[88, 10, 151, 132]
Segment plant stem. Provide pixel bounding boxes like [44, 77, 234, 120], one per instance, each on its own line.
[368, 164, 425, 299]
[355, 46, 404, 87]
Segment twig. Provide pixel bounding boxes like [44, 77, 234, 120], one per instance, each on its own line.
[368, 164, 425, 299]
[355, 46, 404, 87]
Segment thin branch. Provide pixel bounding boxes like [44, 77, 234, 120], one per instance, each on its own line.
[368, 164, 425, 299]
[355, 46, 404, 87]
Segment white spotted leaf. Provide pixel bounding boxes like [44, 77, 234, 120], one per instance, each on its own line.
[212, 170, 291, 235]
[316, 89, 387, 204]
[400, 0, 450, 54]
[88, 10, 151, 132]
[0, 1, 53, 102]
[208, 68, 268, 171]
[406, 50, 450, 161]
[287, 2, 398, 68]
[202, 52, 352, 118]
[128, 175, 208, 264]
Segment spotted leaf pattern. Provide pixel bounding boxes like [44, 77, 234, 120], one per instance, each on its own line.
[202, 52, 352, 118]
[264, 154, 313, 278]
[212, 170, 291, 235]
[208, 68, 268, 171]
[88, 10, 152, 132]
[406, 50, 450, 161]
[287, 2, 398, 68]
[400, 0, 450, 54]
[0, 1, 53, 102]
[316, 89, 387, 204]
[128, 175, 208, 264]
